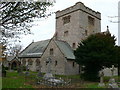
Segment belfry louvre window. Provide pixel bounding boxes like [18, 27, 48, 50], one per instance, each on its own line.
[88, 16, 95, 26]
[63, 15, 71, 24]
[50, 48, 54, 55]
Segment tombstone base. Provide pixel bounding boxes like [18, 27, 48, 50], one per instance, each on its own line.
[98, 83, 105, 87]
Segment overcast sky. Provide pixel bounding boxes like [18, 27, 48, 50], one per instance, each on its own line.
[20, 0, 120, 48]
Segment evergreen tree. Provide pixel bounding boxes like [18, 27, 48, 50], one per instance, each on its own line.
[74, 32, 118, 81]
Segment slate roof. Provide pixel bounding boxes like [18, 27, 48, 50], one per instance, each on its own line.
[55, 40, 75, 59]
[19, 39, 75, 59]
[19, 39, 50, 58]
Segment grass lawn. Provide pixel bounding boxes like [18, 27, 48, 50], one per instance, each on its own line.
[2, 70, 120, 89]
[2, 71, 33, 88]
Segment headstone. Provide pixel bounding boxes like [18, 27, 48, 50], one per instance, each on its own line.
[111, 65, 115, 77]
[37, 65, 43, 77]
[43, 57, 54, 80]
[37, 71, 43, 77]
[17, 67, 22, 74]
[108, 65, 119, 88]
[98, 70, 105, 87]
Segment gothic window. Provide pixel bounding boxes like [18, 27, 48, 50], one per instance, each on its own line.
[36, 59, 40, 66]
[72, 43, 76, 49]
[28, 59, 33, 65]
[50, 48, 54, 55]
[88, 16, 95, 26]
[63, 15, 71, 24]
[64, 31, 68, 36]
[55, 61, 57, 66]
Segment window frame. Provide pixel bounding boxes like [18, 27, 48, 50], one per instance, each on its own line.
[50, 48, 54, 55]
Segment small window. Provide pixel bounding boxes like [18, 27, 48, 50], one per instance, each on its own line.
[55, 61, 57, 66]
[85, 30, 87, 36]
[73, 62, 75, 67]
[63, 15, 71, 24]
[72, 43, 76, 48]
[50, 48, 53, 55]
[88, 16, 95, 26]
[64, 31, 68, 36]
[36, 59, 40, 66]
[46, 61, 48, 65]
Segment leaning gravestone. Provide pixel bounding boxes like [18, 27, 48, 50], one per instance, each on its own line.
[98, 70, 105, 87]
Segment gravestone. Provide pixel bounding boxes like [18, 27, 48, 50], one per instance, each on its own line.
[43, 57, 54, 80]
[98, 70, 105, 87]
[17, 66, 23, 75]
[37, 65, 43, 77]
[108, 65, 119, 88]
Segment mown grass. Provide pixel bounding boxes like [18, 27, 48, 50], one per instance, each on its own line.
[2, 71, 33, 88]
[2, 71, 120, 88]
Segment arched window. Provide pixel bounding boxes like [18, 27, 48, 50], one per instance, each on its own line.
[36, 59, 40, 66]
[28, 59, 33, 65]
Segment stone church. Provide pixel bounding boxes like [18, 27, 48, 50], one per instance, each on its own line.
[19, 2, 101, 75]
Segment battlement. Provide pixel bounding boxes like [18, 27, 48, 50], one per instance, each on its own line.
[56, 2, 101, 20]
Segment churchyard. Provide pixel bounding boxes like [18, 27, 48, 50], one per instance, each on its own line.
[2, 70, 120, 89]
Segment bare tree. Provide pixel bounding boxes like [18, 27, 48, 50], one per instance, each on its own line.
[0, 1, 54, 44]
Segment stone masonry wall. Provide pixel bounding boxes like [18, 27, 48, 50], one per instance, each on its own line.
[56, 2, 101, 49]
[40, 39, 66, 75]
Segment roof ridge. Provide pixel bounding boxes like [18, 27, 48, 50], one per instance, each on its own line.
[33, 39, 50, 43]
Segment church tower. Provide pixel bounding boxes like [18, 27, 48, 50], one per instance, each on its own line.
[55, 2, 101, 49]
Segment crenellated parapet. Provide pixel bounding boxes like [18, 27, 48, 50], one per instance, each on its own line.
[56, 2, 101, 20]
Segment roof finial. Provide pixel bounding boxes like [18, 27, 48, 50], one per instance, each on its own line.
[107, 26, 109, 30]
[106, 26, 110, 33]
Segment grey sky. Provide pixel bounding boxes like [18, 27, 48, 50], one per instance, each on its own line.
[20, 0, 119, 48]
